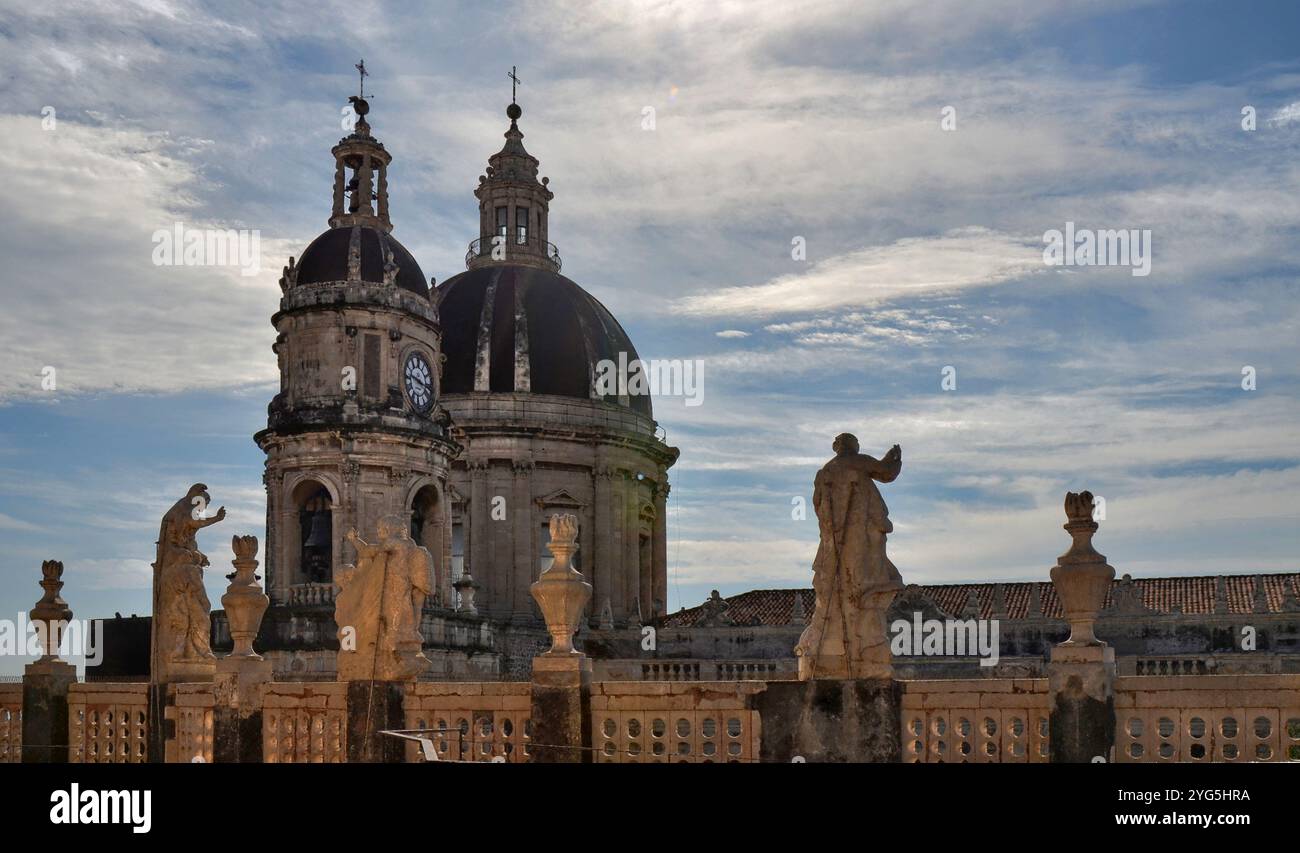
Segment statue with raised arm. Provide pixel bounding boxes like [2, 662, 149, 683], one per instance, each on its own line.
[335, 515, 432, 681]
[151, 483, 225, 682]
[795, 434, 904, 680]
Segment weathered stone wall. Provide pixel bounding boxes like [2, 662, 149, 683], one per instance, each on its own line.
[446, 392, 675, 627]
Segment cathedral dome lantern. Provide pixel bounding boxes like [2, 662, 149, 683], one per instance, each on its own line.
[283, 92, 431, 300]
[466, 85, 561, 273]
[329, 94, 392, 232]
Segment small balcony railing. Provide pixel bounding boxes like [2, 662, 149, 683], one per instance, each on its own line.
[465, 237, 561, 273]
[288, 581, 336, 606]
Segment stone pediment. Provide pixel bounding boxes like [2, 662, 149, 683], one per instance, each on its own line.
[1103, 573, 1153, 616]
[887, 585, 951, 622]
[535, 488, 585, 509]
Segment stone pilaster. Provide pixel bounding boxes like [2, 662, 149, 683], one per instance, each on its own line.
[346, 681, 406, 763]
[621, 472, 639, 624]
[22, 660, 76, 763]
[468, 459, 489, 616]
[756, 679, 902, 763]
[511, 458, 534, 620]
[591, 466, 614, 627]
[651, 480, 668, 620]
[529, 657, 592, 763]
[1048, 644, 1115, 763]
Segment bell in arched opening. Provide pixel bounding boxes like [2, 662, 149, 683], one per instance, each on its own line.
[299, 489, 333, 584]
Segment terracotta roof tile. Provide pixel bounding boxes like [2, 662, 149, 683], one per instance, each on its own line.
[662, 573, 1300, 627]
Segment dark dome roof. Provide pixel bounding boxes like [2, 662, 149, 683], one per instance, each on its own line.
[436, 265, 651, 417]
[295, 225, 429, 297]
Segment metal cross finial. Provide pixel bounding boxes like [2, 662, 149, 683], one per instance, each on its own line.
[508, 65, 522, 105]
[356, 59, 369, 99]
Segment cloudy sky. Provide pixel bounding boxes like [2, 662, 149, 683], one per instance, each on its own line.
[0, 0, 1298, 672]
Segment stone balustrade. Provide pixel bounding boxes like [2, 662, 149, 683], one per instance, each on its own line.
[262, 682, 348, 763]
[593, 659, 797, 682]
[901, 678, 1052, 763]
[170, 683, 214, 763]
[1134, 658, 1210, 676]
[1114, 673, 1300, 762]
[0, 684, 21, 763]
[404, 681, 532, 762]
[288, 581, 337, 606]
[590, 681, 764, 763]
[68, 682, 150, 763]
[3, 670, 1297, 763]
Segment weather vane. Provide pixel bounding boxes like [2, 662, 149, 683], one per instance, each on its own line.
[356, 59, 370, 99]
[508, 65, 522, 105]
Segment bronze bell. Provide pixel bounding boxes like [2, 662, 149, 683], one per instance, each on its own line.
[304, 510, 331, 550]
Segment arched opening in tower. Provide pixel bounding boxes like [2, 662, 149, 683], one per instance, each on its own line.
[410, 484, 446, 606]
[293, 481, 334, 586]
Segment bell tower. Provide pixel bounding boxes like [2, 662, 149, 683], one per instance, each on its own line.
[255, 72, 460, 631]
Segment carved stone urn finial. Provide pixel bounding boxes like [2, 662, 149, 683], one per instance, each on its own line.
[453, 570, 478, 616]
[221, 535, 270, 659]
[31, 560, 73, 661]
[1050, 491, 1115, 646]
[530, 514, 592, 656]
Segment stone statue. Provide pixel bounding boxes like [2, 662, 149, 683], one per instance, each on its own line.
[151, 483, 225, 682]
[796, 434, 904, 680]
[335, 515, 433, 681]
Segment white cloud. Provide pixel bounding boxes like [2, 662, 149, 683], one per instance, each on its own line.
[0, 116, 287, 399]
[675, 228, 1045, 319]
[0, 512, 43, 532]
[1268, 102, 1300, 126]
[75, 558, 155, 591]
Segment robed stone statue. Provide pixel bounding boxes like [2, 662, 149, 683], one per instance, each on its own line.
[335, 515, 434, 681]
[795, 434, 904, 680]
[151, 483, 224, 682]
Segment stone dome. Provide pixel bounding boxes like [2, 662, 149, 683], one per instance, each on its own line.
[294, 225, 429, 298]
[436, 264, 651, 417]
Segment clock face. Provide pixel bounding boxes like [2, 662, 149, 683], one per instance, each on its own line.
[403, 352, 434, 413]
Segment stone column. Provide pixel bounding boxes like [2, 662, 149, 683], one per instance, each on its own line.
[23, 560, 76, 763]
[356, 154, 374, 214]
[529, 514, 593, 763]
[331, 160, 345, 219]
[214, 536, 273, 762]
[1047, 491, 1117, 763]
